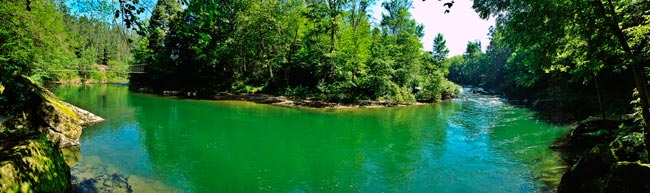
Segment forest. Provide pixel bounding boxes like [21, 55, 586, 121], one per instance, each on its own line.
[129, 0, 460, 104]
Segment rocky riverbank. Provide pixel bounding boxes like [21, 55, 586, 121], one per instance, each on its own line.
[208, 93, 429, 109]
[134, 88, 432, 109]
[0, 76, 103, 192]
[553, 117, 650, 192]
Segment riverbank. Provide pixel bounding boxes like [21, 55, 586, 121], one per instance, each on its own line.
[132, 88, 437, 109]
[49, 79, 129, 85]
[209, 93, 431, 109]
[552, 117, 650, 192]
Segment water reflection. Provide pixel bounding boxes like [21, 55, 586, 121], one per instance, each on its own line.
[53, 85, 569, 192]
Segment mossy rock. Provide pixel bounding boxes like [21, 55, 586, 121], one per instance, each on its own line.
[0, 76, 104, 193]
[36, 99, 82, 147]
[567, 119, 621, 151]
[558, 144, 616, 193]
[603, 161, 650, 193]
[61, 146, 81, 167]
[0, 135, 71, 192]
[13, 76, 102, 147]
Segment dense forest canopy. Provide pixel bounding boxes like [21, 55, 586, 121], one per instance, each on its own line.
[130, 0, 460, 104]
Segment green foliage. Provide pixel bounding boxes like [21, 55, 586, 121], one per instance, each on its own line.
[455, 0, 648, 116]
[0, 0, 70, 111]
[447, 41, 485, 86]
[0, 0, 138, 112]
[130, 0, 458, 104]
[63, 14, 136, 83]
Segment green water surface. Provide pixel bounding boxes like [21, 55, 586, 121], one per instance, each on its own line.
[53, 85, 569, 192]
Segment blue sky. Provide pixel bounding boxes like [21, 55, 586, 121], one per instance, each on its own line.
[369, 0, 495, 56]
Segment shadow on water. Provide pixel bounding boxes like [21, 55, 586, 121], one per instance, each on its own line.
[53, 85, 570, 193]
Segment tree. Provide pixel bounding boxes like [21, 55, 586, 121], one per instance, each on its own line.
[1, 0, 76, 110]
[129, 0, 183, 90]
[472, 0, 650, 152]
[431, 33, 449, 68]
[125, 0, 459, 104]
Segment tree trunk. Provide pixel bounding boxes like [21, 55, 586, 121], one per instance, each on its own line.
[593, 75, 606, 119]
[596, 0, 650, 153]
[330, 24, 336, 53]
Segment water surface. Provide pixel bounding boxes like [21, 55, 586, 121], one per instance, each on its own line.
[54, 85, 569, 192]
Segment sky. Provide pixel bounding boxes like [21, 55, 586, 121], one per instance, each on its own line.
[369, 0, 495, 56]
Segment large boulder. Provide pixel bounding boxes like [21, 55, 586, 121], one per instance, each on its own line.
[0, 135, 71, 192]
[19, 76, 103, 147]
[558, 120, 650, 193]
[36, 95, 84, 147]
[558, 144, 616, 193]
[603, 162, 650, 193]
[567, 119, 621, 151]
[0, 76, 103, 192]
[32, 77, 103, 147]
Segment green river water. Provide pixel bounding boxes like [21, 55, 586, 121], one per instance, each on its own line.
[53, 85, 570, 192]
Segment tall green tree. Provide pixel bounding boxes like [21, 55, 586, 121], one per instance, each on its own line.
[431, 33, 449, 68]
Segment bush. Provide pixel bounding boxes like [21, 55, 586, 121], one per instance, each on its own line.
[416, 76, 460, 102]
[384, 82, 416, 105]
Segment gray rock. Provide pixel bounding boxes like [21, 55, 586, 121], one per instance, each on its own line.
[74, 173, 132, 193]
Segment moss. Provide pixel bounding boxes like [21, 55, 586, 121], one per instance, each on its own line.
[0, 134, 71, 192]
[558, 144, 616, 193]
[559, 118, 650, 192]
[22, 76, 78, 120]
[42, 94, 78, 120]
[0, 75, 94, 192]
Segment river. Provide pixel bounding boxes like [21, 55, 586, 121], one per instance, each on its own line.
[53, 85, 569, 192]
